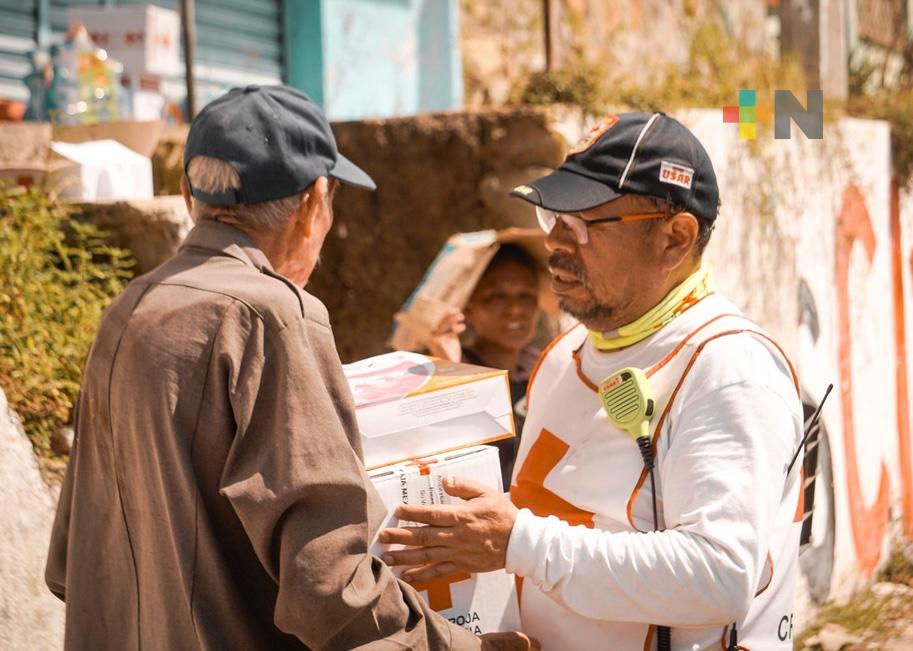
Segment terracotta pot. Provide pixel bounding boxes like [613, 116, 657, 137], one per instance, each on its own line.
[0, 100, 26, 122]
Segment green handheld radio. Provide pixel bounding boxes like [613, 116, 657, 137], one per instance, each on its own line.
[598, 367, 656, 468]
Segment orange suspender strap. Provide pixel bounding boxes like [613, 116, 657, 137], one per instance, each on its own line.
[572, 343, 599, 392]
[632, 329, 797, 651]
[625, 328, 799, 531]
[570, 313, 750, 394]
[525, 322, 585, 413]
[755, 553, 774, 597]
[642, 625, 656, 651]
[645, 314, 748, 379]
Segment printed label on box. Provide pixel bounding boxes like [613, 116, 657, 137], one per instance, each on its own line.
[369, 446, 521, 634]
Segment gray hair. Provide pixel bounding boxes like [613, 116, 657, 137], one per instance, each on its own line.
[186, 155, 305, 231]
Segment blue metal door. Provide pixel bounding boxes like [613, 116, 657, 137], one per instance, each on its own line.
[0, 0, 285, 112]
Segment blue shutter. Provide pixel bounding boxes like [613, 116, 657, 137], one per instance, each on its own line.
[112, 0, 284, 107]
[1, 0, 284, 110]
[195, 0, 283, 79]
[0, 0, 39, 101]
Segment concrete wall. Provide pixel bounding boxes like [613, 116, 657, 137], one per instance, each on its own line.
[460, 0, 770, 108]
[673, 110, 913, 631]
[288, 0, 464, 121]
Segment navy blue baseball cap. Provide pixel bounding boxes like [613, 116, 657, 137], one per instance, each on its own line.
[510, 112, 719, 221]
[184, 84, 375, 206]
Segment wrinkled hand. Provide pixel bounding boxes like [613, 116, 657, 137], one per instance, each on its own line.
[480, 632, 540, 650]
[378, 476, 518, 582]
[425, 307, 466, 362]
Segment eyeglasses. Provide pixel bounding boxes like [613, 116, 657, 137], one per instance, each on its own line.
[535, 206, 669, 245]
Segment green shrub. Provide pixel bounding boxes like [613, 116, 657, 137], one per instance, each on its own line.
[514, 61, 608, 115]
[0, 185, 133, 459]
[512, 17, 807, 121]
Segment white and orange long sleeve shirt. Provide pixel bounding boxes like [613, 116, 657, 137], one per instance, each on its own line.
[505, 294, 804, 651]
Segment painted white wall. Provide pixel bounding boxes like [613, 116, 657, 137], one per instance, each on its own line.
[672, 111, 908, 624]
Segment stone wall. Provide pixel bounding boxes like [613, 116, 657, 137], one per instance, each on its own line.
[0, 390, 64, 651]
[73, 197, 192, 276]
[459, 0, 770, 108]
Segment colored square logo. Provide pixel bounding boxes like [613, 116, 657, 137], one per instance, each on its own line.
[739, 106, 756, 123]
[739, 89, 756, 106]
[722, 106, 740, 123]
[739, 122, 757, 140]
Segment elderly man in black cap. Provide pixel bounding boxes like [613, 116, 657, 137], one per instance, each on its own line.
[381, 113, 804, 651]
[45, 85, 535, 650]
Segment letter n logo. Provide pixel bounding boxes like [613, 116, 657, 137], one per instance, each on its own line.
[774, 90, 824, 139]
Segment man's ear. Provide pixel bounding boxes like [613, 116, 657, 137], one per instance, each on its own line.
[297, 176, 329, 238]
[661, 211, 699, 270]
[180, 175, 193, 217]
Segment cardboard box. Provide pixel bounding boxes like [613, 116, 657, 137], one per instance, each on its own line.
[0, 121, 160, 195]
[369, 445, 521, 634]
[344, 351, 515, 469]
[49, 139, 153, 201]
[118, 74, 167, 121]
[390, 228, 557, 352]
[69, 5, 181, 77]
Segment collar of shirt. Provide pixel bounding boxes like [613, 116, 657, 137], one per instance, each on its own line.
[180, 218, 274, 273]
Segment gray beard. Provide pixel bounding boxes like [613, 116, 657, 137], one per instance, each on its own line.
[558, 295, 616, 326]
[549, 251, 616, 326]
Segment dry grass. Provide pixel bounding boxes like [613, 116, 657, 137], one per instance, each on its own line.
[796, 544, 913, 649]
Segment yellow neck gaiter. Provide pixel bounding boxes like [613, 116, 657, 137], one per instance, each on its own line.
[588, 265, 715, 351]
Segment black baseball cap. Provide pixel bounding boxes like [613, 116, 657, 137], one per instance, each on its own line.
[510, 112, 719, 221]
[184, 84, 375, 206]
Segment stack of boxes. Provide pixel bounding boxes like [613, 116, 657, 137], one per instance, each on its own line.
[68, 5, 181, 121]
[343, 351, 521, 634]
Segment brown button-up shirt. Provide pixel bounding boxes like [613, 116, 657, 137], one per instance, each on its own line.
[46, 219, 479, 651]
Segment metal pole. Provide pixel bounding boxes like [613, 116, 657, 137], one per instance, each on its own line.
[543, 0, 553, 71]
[180, 0, 197, 120]
[36, 0, 50, 50]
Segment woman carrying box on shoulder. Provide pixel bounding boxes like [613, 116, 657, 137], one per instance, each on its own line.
[422, 243, 549, 490]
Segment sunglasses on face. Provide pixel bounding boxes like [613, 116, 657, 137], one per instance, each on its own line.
[535, 206, 670, 245]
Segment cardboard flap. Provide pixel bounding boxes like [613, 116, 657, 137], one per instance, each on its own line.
[390, 227, 555, 352]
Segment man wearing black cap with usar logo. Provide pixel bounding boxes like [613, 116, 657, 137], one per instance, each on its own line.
[381, 112, 804, 651]
[45, 85, 535, 650]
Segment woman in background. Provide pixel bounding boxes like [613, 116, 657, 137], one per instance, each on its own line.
[423, 244, 543, 490]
